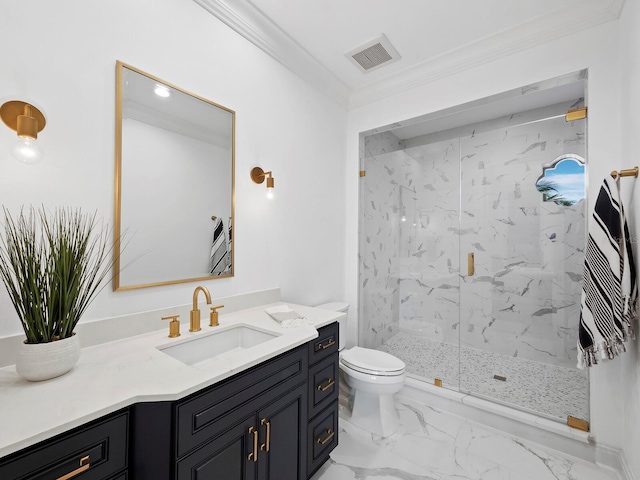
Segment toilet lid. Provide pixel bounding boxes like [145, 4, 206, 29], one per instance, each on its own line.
[341, 347, 405, 376]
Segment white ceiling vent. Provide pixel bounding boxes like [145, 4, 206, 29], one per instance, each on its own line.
[346, 34, 400, 73]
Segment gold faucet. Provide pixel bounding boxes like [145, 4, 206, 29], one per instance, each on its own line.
[209, 305, 224, 327]
[161, 314, 181, 338]
[190, 286, 212, 332]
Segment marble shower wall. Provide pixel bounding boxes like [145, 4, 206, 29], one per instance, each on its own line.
[458, 115, 585, 369]
[360, 147, 406, 348]
[360, 114, 586, 369]
[396, 140, 461, 345]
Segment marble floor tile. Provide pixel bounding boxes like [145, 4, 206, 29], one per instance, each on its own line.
[311, 397, 619, 480]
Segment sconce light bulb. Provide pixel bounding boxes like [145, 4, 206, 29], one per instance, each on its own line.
[12, 137, 43, 164]
[401, 215, 407, 222]
[266, 187, 275, 200]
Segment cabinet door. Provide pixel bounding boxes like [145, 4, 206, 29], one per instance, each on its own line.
[177, 415, 257, 480]
[257, 384, 307, 480]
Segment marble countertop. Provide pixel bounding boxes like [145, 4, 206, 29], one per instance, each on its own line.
[0, 302, 342, 458]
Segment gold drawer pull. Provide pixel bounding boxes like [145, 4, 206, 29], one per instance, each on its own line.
[317, 429, 335, 445]
[317, 378, 335, 392]
[248, 426, 258, 462]
[318, 338, 335, 350]
[57, 456, 90, 480]
[260, 418, 271, 452]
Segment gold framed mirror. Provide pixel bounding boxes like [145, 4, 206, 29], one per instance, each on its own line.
[114, 61, 235, 290]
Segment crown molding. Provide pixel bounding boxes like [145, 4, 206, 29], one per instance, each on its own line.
[193, 0, 351, 108]
[193, 0, 624, 111]
[349, 0, 624, 108]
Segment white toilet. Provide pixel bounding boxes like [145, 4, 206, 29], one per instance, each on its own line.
[316, 302, 406, 437]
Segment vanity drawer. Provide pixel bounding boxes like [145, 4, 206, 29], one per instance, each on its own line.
[309, 322, 338, 365]
[0, 411, 128, 480]
[176, 345, 307, 457]
[309, 354, 338, 419]
[307, 402, 338, 478]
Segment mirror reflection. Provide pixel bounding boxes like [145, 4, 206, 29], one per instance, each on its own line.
[115, 61, 234, 290]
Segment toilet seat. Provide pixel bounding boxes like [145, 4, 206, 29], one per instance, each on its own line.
[340, 347, 405, 376]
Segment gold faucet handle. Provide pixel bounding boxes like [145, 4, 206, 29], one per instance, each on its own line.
[209, 305, 224, 327]
[161, 314, 181, 338]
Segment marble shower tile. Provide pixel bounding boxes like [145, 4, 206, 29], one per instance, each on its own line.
[379, 332, 588, 421]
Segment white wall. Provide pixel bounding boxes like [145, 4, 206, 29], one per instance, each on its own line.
[346, 21, 625, 450]
[0, 1, 346, 333]
[619, 1, 640, 477]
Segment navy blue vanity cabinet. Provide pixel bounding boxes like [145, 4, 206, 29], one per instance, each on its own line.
[131, 344, 309, 480]
[1, 323, 340, 480]
[175, 345, 308, 480]
[107, 474, 128, 480]
[306, 322, 339, 478]
[176, 383, 308, 480]
[0, 410, 128, 480]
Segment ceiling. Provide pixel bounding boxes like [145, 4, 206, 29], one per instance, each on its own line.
[194, 0, 624, 108]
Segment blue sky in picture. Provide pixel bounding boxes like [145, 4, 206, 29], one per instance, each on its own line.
[538, 158, 586, 204]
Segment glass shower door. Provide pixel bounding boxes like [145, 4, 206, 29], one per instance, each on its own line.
[360, 138, 462, 389]
[458, 114, 588, 421]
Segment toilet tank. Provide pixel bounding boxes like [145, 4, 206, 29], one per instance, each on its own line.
[315, 302, 348, 351]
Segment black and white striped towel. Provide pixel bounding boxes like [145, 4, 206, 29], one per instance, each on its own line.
[578, 175, 637, 368]
[209, 217, 230, 275]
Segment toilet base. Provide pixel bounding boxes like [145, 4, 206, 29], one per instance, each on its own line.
[349, 389, 399, 437]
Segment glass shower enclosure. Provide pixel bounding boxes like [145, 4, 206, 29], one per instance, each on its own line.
[358, 73, 589, 422]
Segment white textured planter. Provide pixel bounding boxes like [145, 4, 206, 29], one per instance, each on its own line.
[16, 334, 80, 382]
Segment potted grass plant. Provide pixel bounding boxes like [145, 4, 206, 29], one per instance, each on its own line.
[0, 206, 115, 381]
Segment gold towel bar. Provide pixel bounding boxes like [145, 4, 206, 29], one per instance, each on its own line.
[611, 167, 639, 178]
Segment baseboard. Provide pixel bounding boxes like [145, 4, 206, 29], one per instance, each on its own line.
[610, 449, 637, 480]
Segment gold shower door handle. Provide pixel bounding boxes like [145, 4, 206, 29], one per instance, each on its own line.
[468, 253, 474, 276]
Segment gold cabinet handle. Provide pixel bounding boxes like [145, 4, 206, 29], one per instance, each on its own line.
[317, 338, 335, 350]
[317, 378, 335, 392]
[468, 252, 475, 276]
[248, 427, 258, 462]
[317, 429, 335, 445]
[260, 418, 271, 452]
[56, 456, 90, 480]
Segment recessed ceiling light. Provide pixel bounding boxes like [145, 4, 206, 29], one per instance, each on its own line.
[154, 84, 171, 98]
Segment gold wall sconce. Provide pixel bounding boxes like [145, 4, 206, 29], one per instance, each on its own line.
[0, 100, 46, 164]
[250, 166, 275, 199]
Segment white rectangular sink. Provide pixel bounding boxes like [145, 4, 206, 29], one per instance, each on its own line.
[157, 324, 280, 367]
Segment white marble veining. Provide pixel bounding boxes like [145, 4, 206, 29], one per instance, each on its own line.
[0, 302, 342, 457]
[380, 332, 588, 421]
[312, 396, 618, 480]
[359, 103, 588, 418]
[458, 114, 586, 367]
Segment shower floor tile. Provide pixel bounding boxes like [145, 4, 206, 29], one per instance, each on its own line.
[311, 397, 617, 480]
[378, 332, 588, 422]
